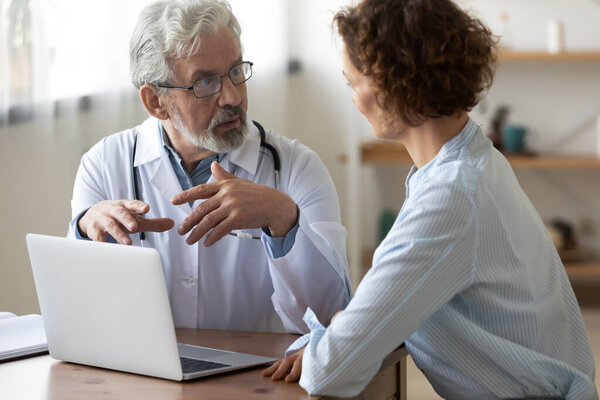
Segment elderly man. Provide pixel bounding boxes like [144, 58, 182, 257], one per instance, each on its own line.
[67, 0, 351, 333]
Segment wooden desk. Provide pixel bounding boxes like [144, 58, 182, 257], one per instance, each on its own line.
[0, 329, 408, 400]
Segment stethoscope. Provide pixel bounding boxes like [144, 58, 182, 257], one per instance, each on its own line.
[132, 120, 281, 242]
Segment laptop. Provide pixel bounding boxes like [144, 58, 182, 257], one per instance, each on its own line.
[25, 233, 276, 381]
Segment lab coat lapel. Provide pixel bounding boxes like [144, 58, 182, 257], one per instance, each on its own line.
[151, 155, 192, 213]
[227, 120, 261, 176]
[135, 117, 192, 213]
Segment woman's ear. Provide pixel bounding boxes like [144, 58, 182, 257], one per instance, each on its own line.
[139, 84, 169, 120]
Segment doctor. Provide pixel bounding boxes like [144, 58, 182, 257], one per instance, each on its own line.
[67, 0, 351, 333]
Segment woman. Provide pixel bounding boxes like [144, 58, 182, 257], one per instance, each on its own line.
[263, 0, 598, 399]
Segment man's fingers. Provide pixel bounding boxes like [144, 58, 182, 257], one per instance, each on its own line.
[178, 198, 220, 235]
[123, 200, 150, 214]
[113, 208, 141, 233]
[137, 216, 175, 233]
[87, 225, 106, 243]
[185, 209, 227, 245]
[171, 183, 220, 206]
[203, 216, 236, 247]
[210, 161, 237, 181]
[285, 355, 303, 382]
[100, 216, 132, 245]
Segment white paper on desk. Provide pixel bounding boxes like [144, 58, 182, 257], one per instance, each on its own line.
[0, 314, 48, 361]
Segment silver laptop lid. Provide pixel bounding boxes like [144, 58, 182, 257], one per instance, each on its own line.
[26, 234, 183, 380]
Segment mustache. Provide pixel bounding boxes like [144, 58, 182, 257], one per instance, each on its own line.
[208, 106, 247, 130]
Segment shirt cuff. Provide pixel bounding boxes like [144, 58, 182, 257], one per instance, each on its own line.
[284, 307, 326, 357]
[71, 209, 90, 240]
[262, 220, 300, 259]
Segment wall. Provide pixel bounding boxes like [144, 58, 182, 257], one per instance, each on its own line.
[0, 94, 148, 315]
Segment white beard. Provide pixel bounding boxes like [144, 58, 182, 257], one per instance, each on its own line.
[171, 105, 248, 153]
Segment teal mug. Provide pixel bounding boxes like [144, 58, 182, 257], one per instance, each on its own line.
[502, 125, 528, 153]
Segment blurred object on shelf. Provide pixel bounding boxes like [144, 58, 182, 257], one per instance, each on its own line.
[496, 12, 511, 49]
[596, 113, 600, 158]
[489, 105, 510, 151]
[546, 218, 580, 262]
[503, 124, 528, 154]
[378, 209, 397, 244]
[578, 217, 597, 237]
[546, 20, 565, 54]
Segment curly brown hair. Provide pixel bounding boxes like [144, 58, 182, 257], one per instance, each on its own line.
[334, 0, 497, 126]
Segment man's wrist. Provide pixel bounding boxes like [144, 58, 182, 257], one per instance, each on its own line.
[268, 200, 299, 237]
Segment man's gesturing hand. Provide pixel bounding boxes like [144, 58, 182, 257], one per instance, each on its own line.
[171, 162, 298, 246]
[78, 200, 175, 245]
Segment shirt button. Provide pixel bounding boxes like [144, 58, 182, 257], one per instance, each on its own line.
[183, 276, 196, 285]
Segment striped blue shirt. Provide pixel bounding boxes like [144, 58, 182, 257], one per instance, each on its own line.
[290, 119, 598, 399]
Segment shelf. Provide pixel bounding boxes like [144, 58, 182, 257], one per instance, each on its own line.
[499, 51, 600, 62]
[360, 141, 600, 169]
[361, 141, 411, 163]
[564, 263, 600, 283]
[504, 154, 600, 169]
[362, 249, 600, 283]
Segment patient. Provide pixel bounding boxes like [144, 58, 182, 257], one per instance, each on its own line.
[263, 0, 598, 399]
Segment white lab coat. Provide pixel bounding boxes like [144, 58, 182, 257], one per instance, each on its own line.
[67, 117, 351, 333]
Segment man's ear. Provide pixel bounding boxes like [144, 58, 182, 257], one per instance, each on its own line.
[140, 84, 169, 120]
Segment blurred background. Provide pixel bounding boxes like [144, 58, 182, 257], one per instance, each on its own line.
[1, 0, 599, 358]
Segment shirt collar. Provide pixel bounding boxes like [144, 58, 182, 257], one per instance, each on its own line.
[435, 118, 479, 160]
[133, 117, 163, 167]
[406, 117, 479, 187]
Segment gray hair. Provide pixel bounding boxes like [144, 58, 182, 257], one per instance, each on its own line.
[129, 0, 242, 91]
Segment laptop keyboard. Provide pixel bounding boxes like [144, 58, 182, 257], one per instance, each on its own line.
[180, 357, 231, 374]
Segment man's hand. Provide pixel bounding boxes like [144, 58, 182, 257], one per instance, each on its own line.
[262, 347, 305, 382]
[171, 162, 298, 246]
[78, 200, 175, 245]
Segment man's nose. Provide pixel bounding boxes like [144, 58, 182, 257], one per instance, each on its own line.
[217, 77, 241, 108]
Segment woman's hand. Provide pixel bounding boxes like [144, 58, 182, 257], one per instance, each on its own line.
[330, 310, 343, 324]
[263, 309, 342, 382]
[262, 347, 305, 382]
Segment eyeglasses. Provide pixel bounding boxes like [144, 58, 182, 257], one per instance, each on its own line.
[154, 61, 253, 98]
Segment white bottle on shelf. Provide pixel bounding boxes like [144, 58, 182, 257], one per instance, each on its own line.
[597, 114, 600, 159]
[547, 20, 564, 54]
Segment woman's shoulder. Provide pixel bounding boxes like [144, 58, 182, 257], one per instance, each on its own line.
[426, 129, 496, 196]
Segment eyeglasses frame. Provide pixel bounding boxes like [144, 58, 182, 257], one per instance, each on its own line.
[153, 61, 253, 99]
